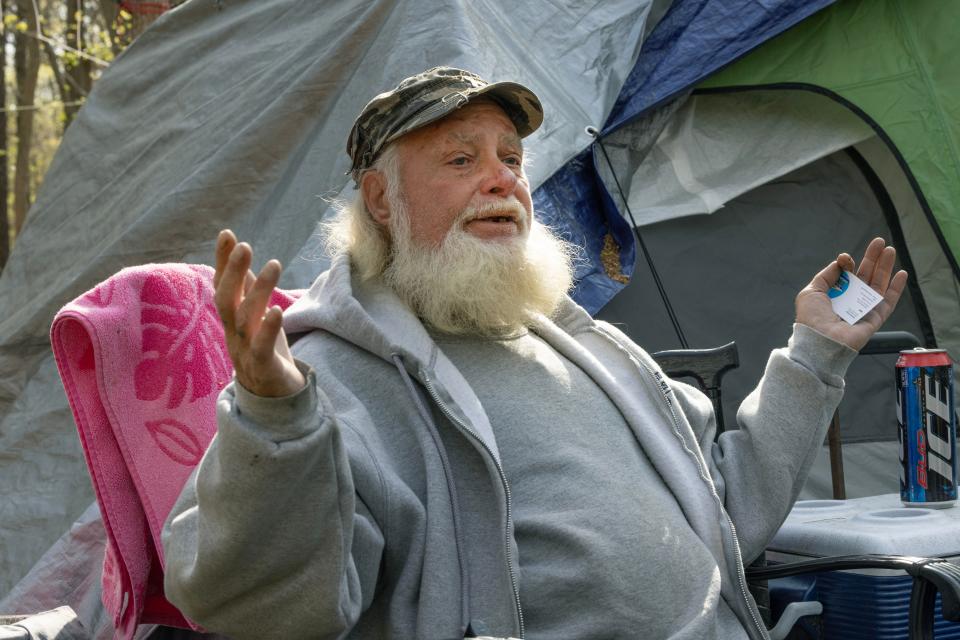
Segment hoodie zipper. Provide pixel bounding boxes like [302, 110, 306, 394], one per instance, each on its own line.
[422, 373, 526, 640]
[594, 328, 769, 640]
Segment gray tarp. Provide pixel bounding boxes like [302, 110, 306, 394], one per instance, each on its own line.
[0, 0, 670, 601]
[0, 606, 89, 640]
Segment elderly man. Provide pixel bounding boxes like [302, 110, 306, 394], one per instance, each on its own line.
[162, 67, 907, 639]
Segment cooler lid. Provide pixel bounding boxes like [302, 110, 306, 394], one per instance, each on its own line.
[769, 493, 960, 558]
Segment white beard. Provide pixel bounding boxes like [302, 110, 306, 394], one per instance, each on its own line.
[383, 197, 575, 336]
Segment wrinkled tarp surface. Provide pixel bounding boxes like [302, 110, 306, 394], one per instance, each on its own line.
[0, 606, 89, 640]
[0, 503, 192, 640]
[0, 0, 668, 597]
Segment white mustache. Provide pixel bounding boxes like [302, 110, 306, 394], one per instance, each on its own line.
[458, 199, 529, 231]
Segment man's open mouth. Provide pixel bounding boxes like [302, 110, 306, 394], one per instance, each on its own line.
[462, 204, 527, 235]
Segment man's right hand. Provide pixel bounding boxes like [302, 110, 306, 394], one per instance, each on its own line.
[213, 229, 306, 397]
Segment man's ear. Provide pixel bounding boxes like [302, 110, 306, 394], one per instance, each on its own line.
[361, 170, 391, 227]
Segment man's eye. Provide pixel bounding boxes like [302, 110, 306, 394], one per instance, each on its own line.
[450, 156, 470, 166]
[503, 156, 522, 166]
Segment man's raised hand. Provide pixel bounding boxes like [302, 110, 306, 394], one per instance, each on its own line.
[213, 229, 306, 397]
[795, 237, 909, 352]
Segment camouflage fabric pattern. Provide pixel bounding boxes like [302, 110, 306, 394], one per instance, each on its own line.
[347, 66, 543, 183]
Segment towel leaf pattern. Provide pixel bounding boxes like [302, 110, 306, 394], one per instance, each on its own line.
[83, 279, 116, 307]
[145, 419, 205, 466]
[134, 271, 231, 410]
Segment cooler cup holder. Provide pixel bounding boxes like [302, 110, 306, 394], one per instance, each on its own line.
[853, 508, 944, 525]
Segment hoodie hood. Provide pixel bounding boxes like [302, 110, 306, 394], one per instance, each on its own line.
[283, 254, 433, 371]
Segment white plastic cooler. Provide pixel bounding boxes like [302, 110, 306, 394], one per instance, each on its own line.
[767, 493, 960, 639]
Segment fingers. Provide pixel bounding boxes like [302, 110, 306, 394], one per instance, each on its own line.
[210, 233, 294, 395]
[214, 229, 258, 295]
[213, 229, 237, 289]
[212, 229, 285, 349]
[874, 269, 910, 323]
[854, 237, 885, 284]
[837, 253, 855, 273]
[870, 246, 897, 293]
[235, 260, 282, 341]
[853, 237, 899, 294]
[855, 237, 897, 294]
[839, 238, 899, 295]
[244, 269, 256, 295]
[886, 269, 909, 305]
[250, 306, 285, 363]
[809, 259, 842, 294]
[214, 241, 252, 332]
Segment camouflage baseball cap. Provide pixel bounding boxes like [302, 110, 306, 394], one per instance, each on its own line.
[347, 66, 543, 184]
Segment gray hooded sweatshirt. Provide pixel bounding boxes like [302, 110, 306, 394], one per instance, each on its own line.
[162, 254, 856, 639]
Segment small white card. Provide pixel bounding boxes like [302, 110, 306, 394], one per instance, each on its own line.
[829, 270, 883, 325]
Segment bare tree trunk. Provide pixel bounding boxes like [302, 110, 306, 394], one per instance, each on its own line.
[1, 0, 10, 271]
[13, 0, 40, 236]
[40, 36, 69, 116]
[43, 0, 92, 131]
[63, 0, 92, 126]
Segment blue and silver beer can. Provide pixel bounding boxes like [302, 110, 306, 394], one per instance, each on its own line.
[897, 348, 957, 507]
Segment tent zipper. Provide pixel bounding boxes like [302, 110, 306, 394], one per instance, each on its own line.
[592, 327, 769, 640]
[422, 372, 526, 639]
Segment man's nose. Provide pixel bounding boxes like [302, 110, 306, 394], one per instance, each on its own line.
[479, 157, 519, 197]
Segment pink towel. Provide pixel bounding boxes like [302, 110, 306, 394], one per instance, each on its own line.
[51, 264, 301, 639]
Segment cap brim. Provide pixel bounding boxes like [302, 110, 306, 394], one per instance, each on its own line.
[467, 81, 544, 137]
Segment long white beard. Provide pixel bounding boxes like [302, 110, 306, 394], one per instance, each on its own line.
[383, 198, 575, 336]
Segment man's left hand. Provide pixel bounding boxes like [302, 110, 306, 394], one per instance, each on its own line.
[795, 237, 909, 351]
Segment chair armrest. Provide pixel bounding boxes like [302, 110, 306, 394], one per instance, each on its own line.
[915, 559, 960, 621]
[746, 553, 945, 581]
[747, 553, 960, 640]
[651, 341, 739, 390]
[860, 330, 923, 354]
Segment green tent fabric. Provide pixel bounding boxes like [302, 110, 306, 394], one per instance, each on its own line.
[697, 0, 960, 352]
[700, 0, 960, 264]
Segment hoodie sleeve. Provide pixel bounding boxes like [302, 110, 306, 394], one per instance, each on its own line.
[671, 323, 857, 561]
[161, 359, 384, 639]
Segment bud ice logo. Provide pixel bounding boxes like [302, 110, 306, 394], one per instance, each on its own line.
[922, 372, 954, 486]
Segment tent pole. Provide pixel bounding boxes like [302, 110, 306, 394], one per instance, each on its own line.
[591, 129, 689, 349]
